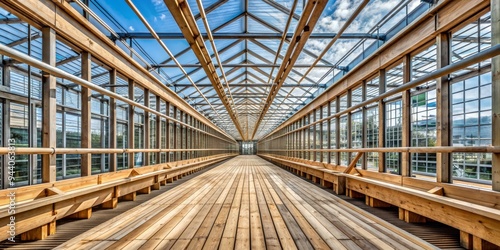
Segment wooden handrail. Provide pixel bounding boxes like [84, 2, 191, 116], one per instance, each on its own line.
[259, 146, 500, 153]
[0, 147, 233, 155]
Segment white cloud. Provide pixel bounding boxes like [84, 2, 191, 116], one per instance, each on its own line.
[154, 17, 158, 22]
[151, 0, 162, 6]
[160, 13, 166, 20]
[129, 26, 135, 31]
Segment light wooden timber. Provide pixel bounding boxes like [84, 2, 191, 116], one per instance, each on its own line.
[0, 0, 232, 140]
[260, 153, 500, 247]
[0, 154, 235, 241]
[262, 0, 490, 140]
[55, 156, 433, 250]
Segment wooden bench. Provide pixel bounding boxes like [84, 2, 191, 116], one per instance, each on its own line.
[260, 154, 347, 195]
[259, 153, 500, 249]
[345, 174, 500, 248]
[0, 153, 236, 241]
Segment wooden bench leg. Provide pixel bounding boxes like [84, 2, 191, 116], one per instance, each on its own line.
[160, 180, 167, 186]
[321, 179, 333, 188]
[346, 189, 364, 199]
[461, 231, 473, 249]
[121, 192, 136, 201]
[48, 220, 56, 236]
[365, 196, 391, 208]
[472, 235, 499, 250]
[21, 223, 49, 241]
[152, 183, 161, 190]
[335, 176, 346, 195]
[68, 208, 92, 219]
[138, 186, 151, 194]
[167, 177, 174, 183]
[102, 198, 118, 209]
[399, 208, 426, 223]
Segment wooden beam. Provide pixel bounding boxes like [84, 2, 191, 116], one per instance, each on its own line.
[251, 0, 328, 139]
[109, 69, 117, 172]
[436, 32, 451, 183]
[0, 0, 233, 142]
[173, 106, 178, 162]
[128, 80, 135, 168]
[41, 27, 57, 183]
[401, 55, 411, 177]
[166, 102, 171, 162]
[144, 89, 150, 166]
[80, 51, 92, 177]
[262, 0, 490, 140]
[492, 0, 500, 191]
[378, 69, 386, 172]
[164, 0, 245, 140]
[156, 96, 162, 163]
[344, 152, 364, 174]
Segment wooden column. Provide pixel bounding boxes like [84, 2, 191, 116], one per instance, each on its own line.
[144, 89, 150, 166]
[378, 69, 386, 172]
[313, 111, 317, 162]
[361, 82, 367, 169]
[436, 32, 451, 183]
[109, 69, 117, 172]
[173, 106, 177, 161]
[493, 0, 500, 191]
[128, 80, 135, 168]
[347, 90, 352, 164]
[41, 27, 57, 182]
[327, 102, 331, 163]
[80, 51, 92, 176]
[166, 102, 170, 162]
[335, 97, 341, 165]
[156, 96, 162, 163]
[401, 55, 412, 177]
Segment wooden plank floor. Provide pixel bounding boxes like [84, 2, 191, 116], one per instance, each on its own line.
[52, 155, 433, 250]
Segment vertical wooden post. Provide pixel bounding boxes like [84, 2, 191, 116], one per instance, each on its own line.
[128, 80, 135, 168]
[347, 90, 352, 164]
[166, 102, 170, 162]
[335, 97, 341, 165]
[361, 82, 367, 169]
[492, 0, 500, 191]
[144, 89, 150, 166]
[109, 69, 117, 172]
[156, 96, 162, 163]
[378, 69, 386, 172]
[402, 54, 412, 177]
[313, 110, 317, 162]
[81, 51, 92, 176]
[436, 32, 451, 183]
[173, 106, 177, 161]
[327, 102, 331, 163]
[41, 27, 57, 182]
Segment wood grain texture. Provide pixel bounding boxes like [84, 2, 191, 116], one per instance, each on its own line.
[55, 156, 432, 250]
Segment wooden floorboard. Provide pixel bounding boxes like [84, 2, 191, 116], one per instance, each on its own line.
[6, 156, 440, 249]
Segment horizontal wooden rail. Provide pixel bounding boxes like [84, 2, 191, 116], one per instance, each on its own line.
[259, 145, 500, 153]
[0, 147, 232, 155]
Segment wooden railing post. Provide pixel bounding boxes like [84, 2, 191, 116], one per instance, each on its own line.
[80, 51, 92, 176]
[41, 27, 57, 182]
[109, 69, 117, 172]
[493, 0, 500, 191]
[436, 32, 451, 183]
